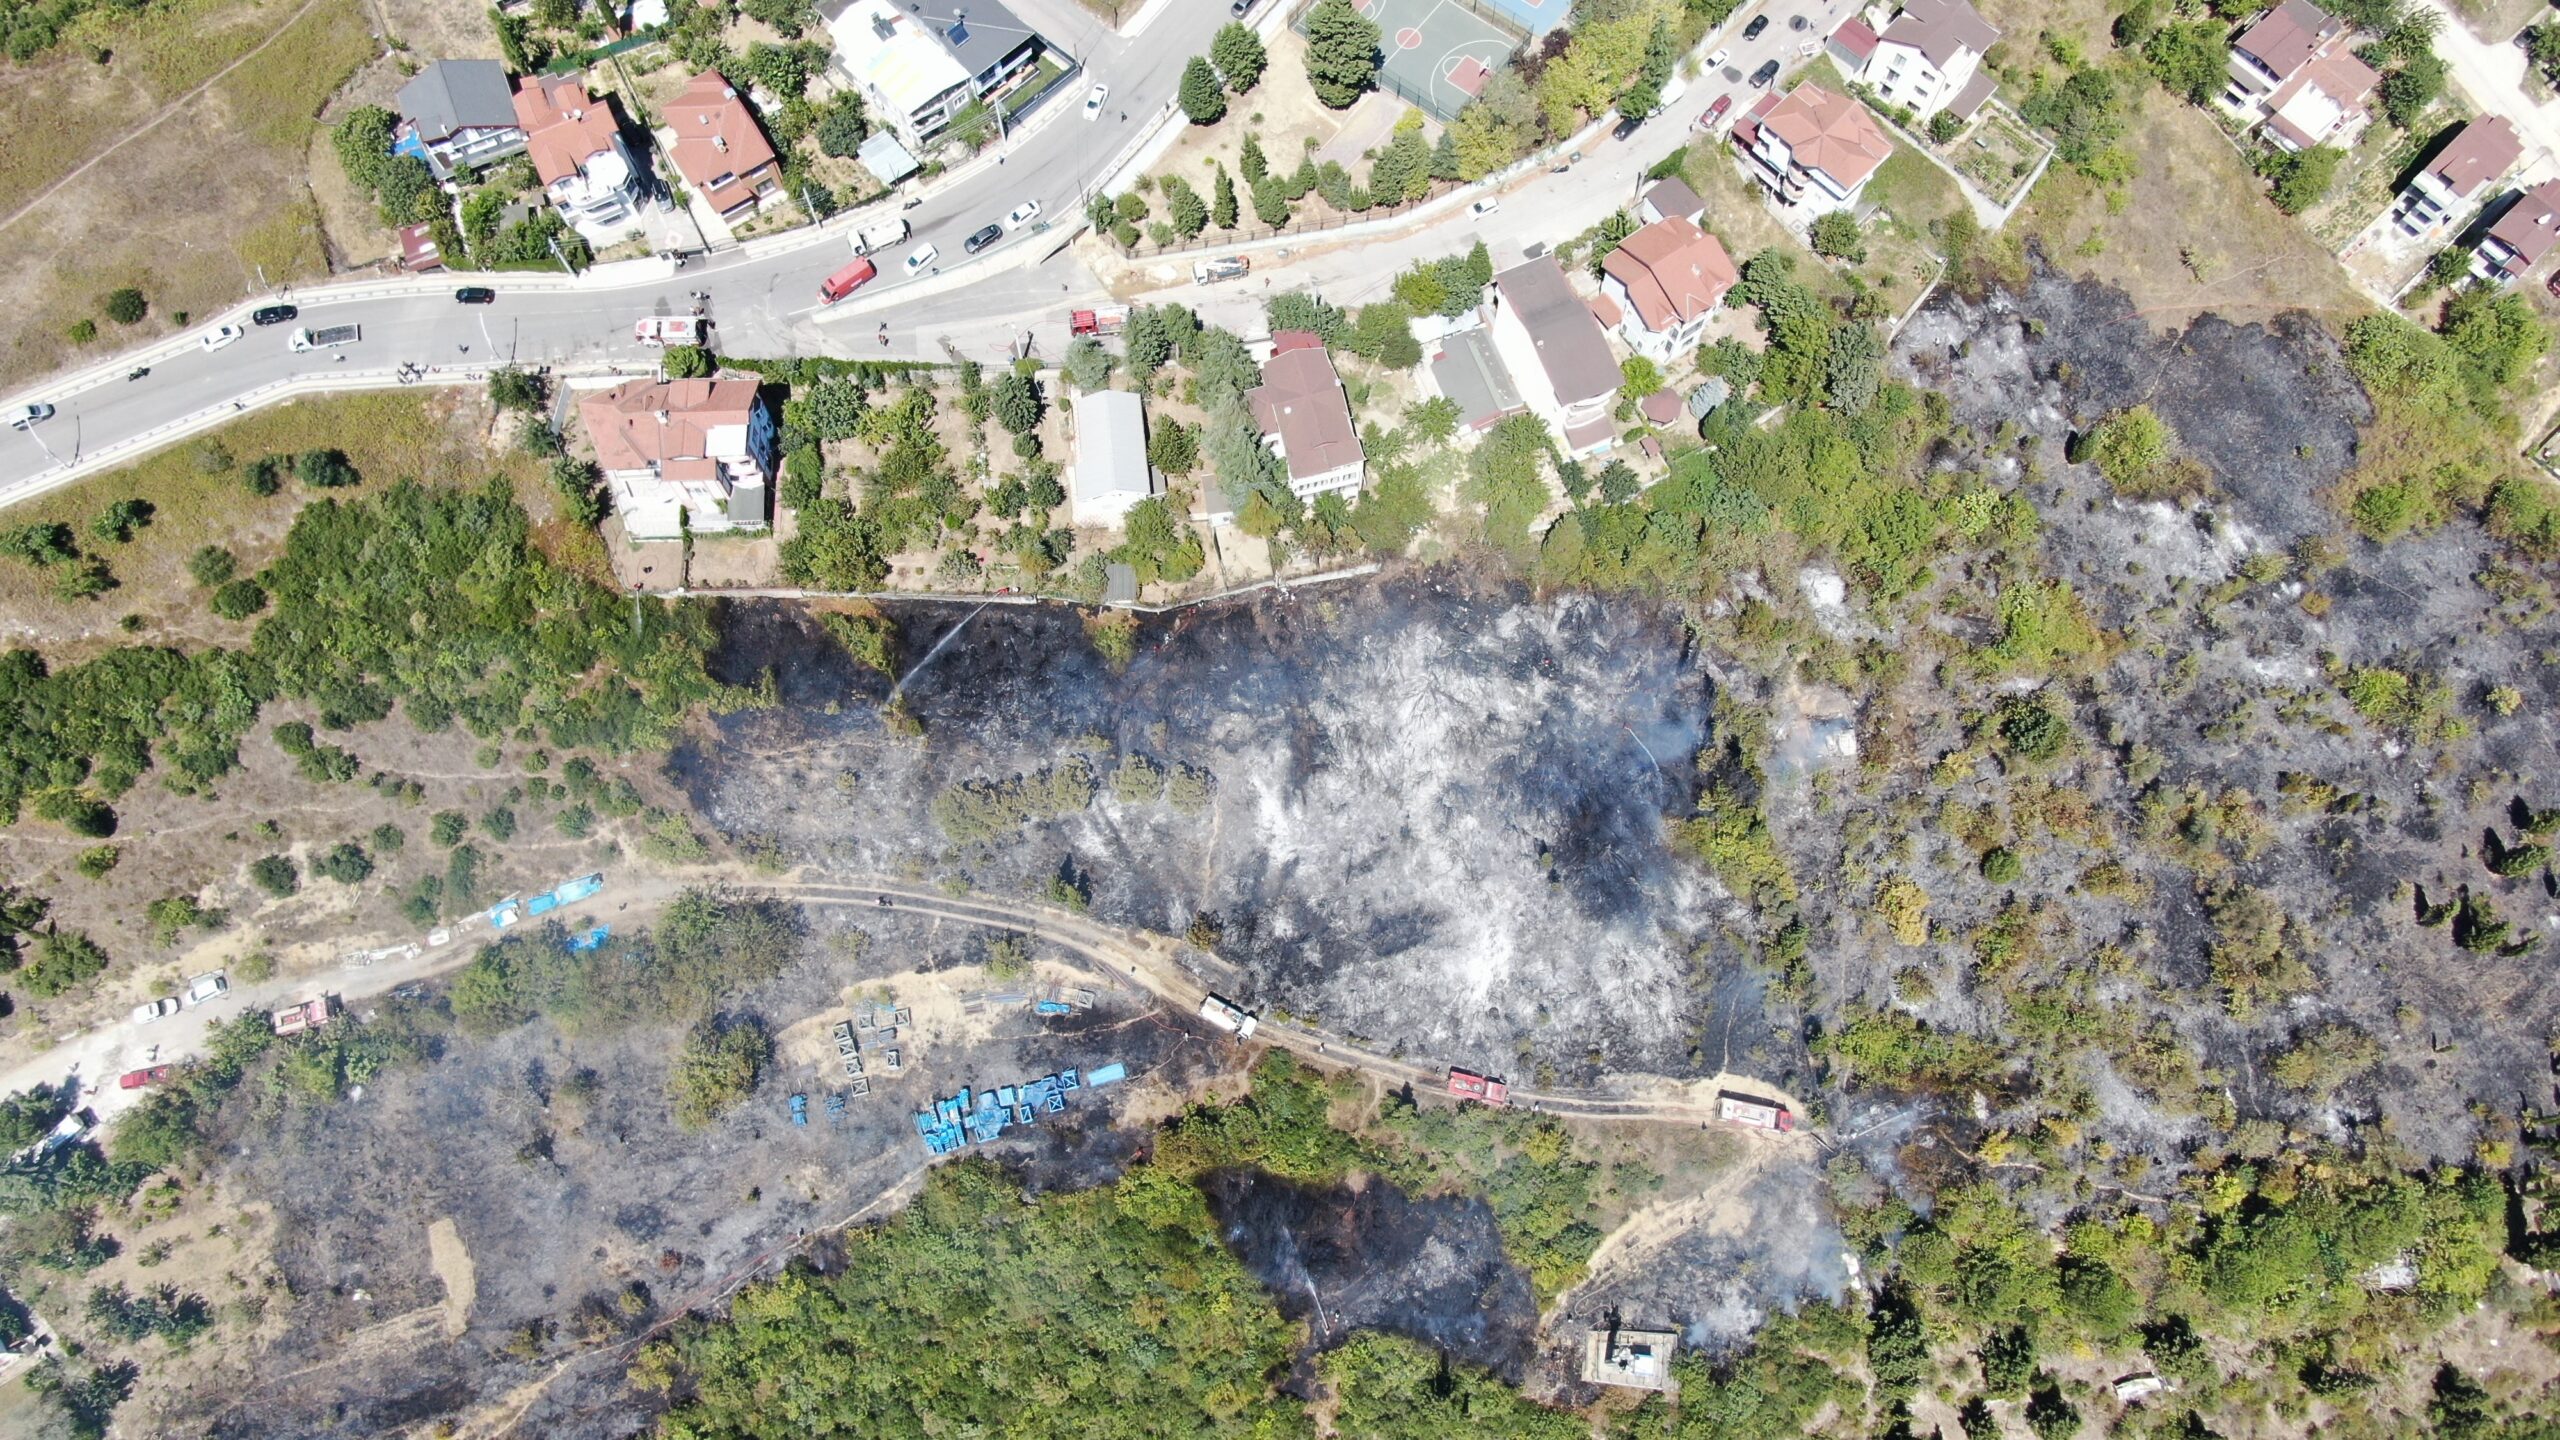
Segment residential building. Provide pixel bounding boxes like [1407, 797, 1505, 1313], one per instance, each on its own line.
[902, 0, 1045, 105]
[1601, 217, 1739, 362]
[1486, 256, 1621, 457]
[1427, 328, 1526, 433]
[395, 222, 446, 273]
[2223, 0, 2375, 151]
[1245, 335, 1366, 503]
[1635, 177, 1705, 227]
[1734, 83, 1893, 213]
[513, 75, 645, 245]
[1071, 390, 1160, 527]
[664, 71, 782, 218]
[2474, 179, 2560, 285]
[579, 378, 778, 539]
[2393, 115, 2523, 237]
[1858, 0, 1999, 124]
[1828, 16, 1880, 75]
[826, 0, 977, 147]
[394, 60, 526, 180]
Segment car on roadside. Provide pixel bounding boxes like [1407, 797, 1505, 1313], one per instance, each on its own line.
[1083, 83, 1109, 119]
[250, 304, 297, 326]
[1704, 47, 1729, 70]
[1750, 58, 1781, 87]
[130, 998, 179, 1025]
[1469, 197, 1499, 217]
[118, 1066, 173, 1090]
[1230, 0, 1251, 13]
[1742, 14, 1769, 38]
[454, 286, 496, 304]
[182, 972, 228, 1007]
[904, 242, 940, 274]
[1006, 199, 1042, 229]
[1698, 93, 1735, 129]
[1612, 113, 1643, 141]
[202, 324, 244, 352]
[8, 404, 52, 431]
[963, 223, 1003, 254]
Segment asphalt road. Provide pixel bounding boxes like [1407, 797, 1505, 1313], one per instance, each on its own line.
[0, 0, 1842, 498]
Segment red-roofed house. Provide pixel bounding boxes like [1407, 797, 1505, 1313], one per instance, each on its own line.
[579, 377, 778, 538]
[664, 71, 782, 219]
[2222, 0, 2374, 151]
[2393, 116, 2523, 237]
[1246, 343, 1365, 502]
[1828, 16, 1880, 72]
[1738, 83, 1893, 213]
[2474, 179, 2560, 285]
[1601, 217, 1739, 362]
[513, 75, 644, 245]
[1857, 0, 2000, 123]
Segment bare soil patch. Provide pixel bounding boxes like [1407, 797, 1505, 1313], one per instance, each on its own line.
[427, 1216, 477, 1337]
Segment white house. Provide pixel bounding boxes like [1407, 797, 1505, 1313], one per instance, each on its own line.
[1600, 217, 1738, 363]
[1487, 256, 1620, 458]
[514, 76, 644, 246]
[2392, 115, 2523, 238]
[2222, 0, 2376, 151]
[1858, 0, 2000, 124]
[395, 60, 525, 180]
[1245, 335, 1366, 503]
[827, 0, 976, 148]
[1071, 390, 1160, 527]
[579, 378, 777, 539]
[1735, 83, 1894, 214]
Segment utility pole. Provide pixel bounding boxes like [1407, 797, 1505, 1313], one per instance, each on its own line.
[548, 233, 576, 276]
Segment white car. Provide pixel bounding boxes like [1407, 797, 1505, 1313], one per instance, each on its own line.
[182, 972, 228, 1007]
[1469, 198, 1499, 217]
[1083, 83, 1109, 120]
[904, 242, 939, 275]
[1006, 200, 1042, 230]
[201, 324, 244, 352]
[8, 403, 52, 431]
[130, 997, 179, 1025]
[1704, 47, 1729, 71]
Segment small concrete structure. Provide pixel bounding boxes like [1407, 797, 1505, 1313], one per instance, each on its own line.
[1069, 390, 1160, 528]
[1583, 1326, 1679, 1392]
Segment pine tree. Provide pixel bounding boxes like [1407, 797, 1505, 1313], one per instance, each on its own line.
[1211, 165, 1238, 229]
[1164, 176, 1208, 237]
[1179, 56, 1227, 125]
[1210, 21, 1266, 93]
[1239, 132, 1268, 185]
[1302, 0, 1380, 109]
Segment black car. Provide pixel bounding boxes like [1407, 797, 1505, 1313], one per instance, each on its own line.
[963, 223, 1003, 254]
[1750, 58, 1781, 87]
[1612, 114, 1643, 141]
[1742, 14, 1769, 38]
[454, 286, 497, 304]
[250, 304, 297, 326]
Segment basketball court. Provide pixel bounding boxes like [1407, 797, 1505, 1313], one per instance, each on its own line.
[1344, 0, 1523, 123]
[1469, 0, 1567, 38]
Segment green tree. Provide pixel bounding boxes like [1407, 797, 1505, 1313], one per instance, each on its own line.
[1303, 0, 1382, 108]
[1149, 419, 1198, 476]
[1179, 55, 1227, 124]
[990, 372, 1044, 435]
[2263, 144, 2342, 214]
[89, 499, 152, 545]
[1810, 210, 1867, 262]
[1211, 21, 1266, 93]
[248, 855, 300, 897]
[186, 546, 236, 588]
[2143, 19, 2229, 102]
[1211, 163, 1239, 229]
[1239, 131, 1269, 185]
[103, 288, 146, 325]
[314, 842, 373, 884]
[1063, 336, 1113, 391]
[1251, 175, 1291, 227]
[662, 345, 713, 380]
[1406, 395, 1461, 442]
[488, 367, 544, 413]
[1162, 175, 1208, 237]
[667, 1018, 772, 1129]
[817, 96, 868, 156]
[2082, 404, 2169, 488]
[209, 579, 268, 620]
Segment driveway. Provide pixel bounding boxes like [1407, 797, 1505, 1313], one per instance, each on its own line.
[2419, 0, 2560, 167]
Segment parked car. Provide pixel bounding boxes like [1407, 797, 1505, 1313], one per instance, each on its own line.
[454, 286, 496, 304]
[1613, 114, 1643, 141]
[963, 223, 1003, 254]
[1750, 58, 1781, 87]
[1742, 14, 1769, 38]
[8, 404, 53, 431]
[1469, 197, 1499, 217]
[1005, 199, 1042, 229]
[1230, 0, 1251, 12]
[250, 304, 297, 326]
[1704, 47, 1730, 70]
[129, 997, 179, 1025]
[201, 324, 243, 352]
[904, 242, 940, 274]
[1083, 83, 1109, 119]
[118, 1066, 173, 1090]
[182, 972, 228, 1007]
[1699, 93, 1735, 129]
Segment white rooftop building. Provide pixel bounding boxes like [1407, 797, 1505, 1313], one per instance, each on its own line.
[1070, 390, 1160, 528]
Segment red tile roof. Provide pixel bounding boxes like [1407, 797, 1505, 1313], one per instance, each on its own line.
[1762, 83, 1892, 191]
[2423, 116, 2523, 201]
[2486, 178, 2560, 269]
[1875, 0, 1998, 68]
[1828, 16, 1880, 64]
[1245, 347, 1363, 484]
[665, 71, 778, 215]
[2234, 0, 2344, 82]
[580, 378, 762, 474]
[1603, 218, 1738, 332]
[513, 75, 623, 186]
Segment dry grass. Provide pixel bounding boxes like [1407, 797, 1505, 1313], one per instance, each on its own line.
[2012, 98, 2369, 329]
[0, 0, 377, 386]
[0, 388, 539, 658]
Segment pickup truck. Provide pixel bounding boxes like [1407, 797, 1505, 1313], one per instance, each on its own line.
[288, 324, 360, 352]
[1192, 256, 1250, 285]
[852, 218, 910, 256]
[271, 997, 337, 1036]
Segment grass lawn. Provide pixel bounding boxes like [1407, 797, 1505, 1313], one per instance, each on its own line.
[0, 390, 547, 659]
[1858, 146, 1964, 311]
[0, 0, 375, 386]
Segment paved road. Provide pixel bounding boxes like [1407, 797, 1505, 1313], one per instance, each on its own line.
[2422, 0, 2560, 168]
